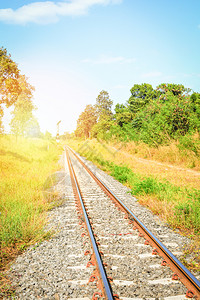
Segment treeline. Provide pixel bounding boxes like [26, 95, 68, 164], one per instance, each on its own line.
[75, 83, 200, 148]
[0, 47, 40, 137]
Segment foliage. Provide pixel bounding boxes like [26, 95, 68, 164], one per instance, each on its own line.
[0, 47, 22, 131]
[114, 103, 133, 127]
[156, 83, 191, 97]
[0, 47, 37, 136]
[90, 90, 113, 139]
[129, 94, 192, 145]
[0, 135, 62, 297]
[178, 134, 200, 156]
[127, 83, 157, 114]
[0, 47, 21, 107]
[111, 83, 199, 146]
[75, 90, 114, 139]
[110, 165, 132, 183]
[24, 116, 41, 137]
[75, 82, 200, 152]
[9, 75, 36, 137]
[91, 115, 113, 139]
[95, 90, 113, 121]
[75, 104, 97, 138]
[189, 92, 200, 133]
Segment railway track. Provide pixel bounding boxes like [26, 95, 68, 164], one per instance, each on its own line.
[8, 147, 200, 300]
[65, 146, 200, 300]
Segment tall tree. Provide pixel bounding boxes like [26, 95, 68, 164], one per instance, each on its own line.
[0, 47, 21, 131]
[10, 75, 35, 138]
[95, 90, 113, 121]
[75, 104, 97, 138]
[90, 90, 113, 139]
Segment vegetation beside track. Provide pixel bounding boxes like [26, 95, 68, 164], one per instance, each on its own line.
[67, 138, 200, 272]
[0, 135, 62, 298]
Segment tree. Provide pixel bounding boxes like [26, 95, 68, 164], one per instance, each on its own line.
[90, 90, 113, 139]
[189, 92, 200, 133]
[0, 47, 21, 131]
[24, 116, 40, 137]
[75, 104, 97, 138]
[114, 103, 133, 127]
[95, 90, 113, 121]
[190, 92, 200, 111]
[156, 83, 191, 100]
[10, 75, 35, 138]
[127, 83, 157, 114]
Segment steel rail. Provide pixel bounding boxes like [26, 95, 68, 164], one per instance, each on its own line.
[68, 146, 200, 299]
[65, 149, 115, 300]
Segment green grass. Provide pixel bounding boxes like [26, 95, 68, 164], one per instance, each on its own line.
[0, 135, 62, 297]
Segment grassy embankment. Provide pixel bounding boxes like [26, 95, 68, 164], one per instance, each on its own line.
[67, 138, 200, 272]
[0, 135, 62, 297]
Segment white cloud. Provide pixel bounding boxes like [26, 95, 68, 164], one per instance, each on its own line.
[0, 0, 122, 25]
[142, 71, 162, 78]
[82, 55, 136, 64]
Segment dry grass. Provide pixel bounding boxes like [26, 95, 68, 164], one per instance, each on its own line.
[97, 140, 200, 190]
[115, 138, 200, 169]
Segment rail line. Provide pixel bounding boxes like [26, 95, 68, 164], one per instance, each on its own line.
[66, 146, 200, 299]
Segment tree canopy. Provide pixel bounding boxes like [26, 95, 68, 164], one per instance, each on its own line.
[75, 104, 97, 138]
[127, 83, 157, 114]
[0, 47, 21, 107]
[0, 47, 36, 133]
[114, 104, 133, 127]
[10, 75, 36, 137]
[75, 83, 200, 146]
[95, 90, 113, 121]
[156, 83, 191, 98]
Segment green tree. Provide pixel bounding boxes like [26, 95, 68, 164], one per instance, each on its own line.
[10, 75, 35, 138]
[157, 83, 191, 96]
[75, 104, 97, 138]
[189, 92, 200, 133]
[95, 90, 113, 121]
[127, 83, 157, 114]
[131, 91, 192, 145]
[190, 92, 200, 111]
[91, 90, 113, 139]
[114, 103, 133, 127]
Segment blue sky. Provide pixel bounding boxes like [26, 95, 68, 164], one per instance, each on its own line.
[1, 0, 200, 135]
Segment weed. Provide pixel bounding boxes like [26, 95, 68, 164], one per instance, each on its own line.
[110, 165, 132, 183]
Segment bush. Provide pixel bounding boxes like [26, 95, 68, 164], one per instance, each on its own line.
[178, 135, 200, 156]
[174, 190, 200, 231]
[110, 165, 132, 183]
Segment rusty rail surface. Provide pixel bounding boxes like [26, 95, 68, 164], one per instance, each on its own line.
[67, 146, 200, 299]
